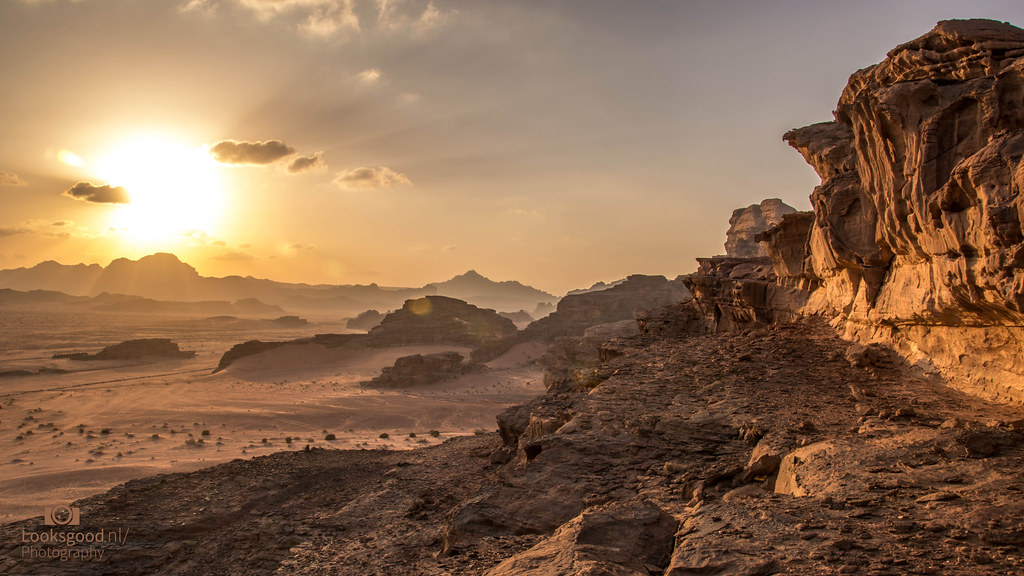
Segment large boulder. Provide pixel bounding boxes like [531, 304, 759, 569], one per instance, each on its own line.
[483, 501, 676, 576]
[365, 352, 468, 388]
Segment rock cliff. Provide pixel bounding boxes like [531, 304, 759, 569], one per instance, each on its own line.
[693, 19, 1024, 403]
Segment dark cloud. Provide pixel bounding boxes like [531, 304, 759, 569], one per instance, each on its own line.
[287, 152, 326, 173]
[209, 139, 295, 165]
[63, 182, 130, 204]
[333, 166, 411, 190]
[0, 171, 25, 186]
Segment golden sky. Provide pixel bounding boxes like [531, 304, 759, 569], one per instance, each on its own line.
[2, 0, 1022, 294]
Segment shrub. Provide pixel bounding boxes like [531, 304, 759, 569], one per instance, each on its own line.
[325, 433, 336, 441]
[201, 430, 210, 436]
[429, 430, 440, 438]
[379, 432, 390, 439]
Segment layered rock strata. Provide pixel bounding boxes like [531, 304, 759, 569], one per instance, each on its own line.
[692, 19, 1024, 403]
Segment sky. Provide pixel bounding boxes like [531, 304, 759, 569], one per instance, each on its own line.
[3, 0, 1024, 295]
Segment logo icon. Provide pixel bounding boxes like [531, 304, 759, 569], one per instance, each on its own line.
[43, 504, 81, 526]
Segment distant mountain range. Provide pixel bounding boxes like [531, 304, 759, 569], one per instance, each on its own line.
[0, 253, 558, 316]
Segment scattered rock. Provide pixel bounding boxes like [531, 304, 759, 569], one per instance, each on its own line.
[364, 352, 470, 388]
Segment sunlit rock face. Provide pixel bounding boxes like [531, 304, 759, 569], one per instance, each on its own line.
[724, 198, 796, 258]
[781, 19, 1024, 402]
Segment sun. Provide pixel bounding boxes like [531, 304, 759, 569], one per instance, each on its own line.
[96, 136, 225, 242]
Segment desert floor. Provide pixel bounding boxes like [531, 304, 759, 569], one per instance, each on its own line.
[0, 310, 545, 522]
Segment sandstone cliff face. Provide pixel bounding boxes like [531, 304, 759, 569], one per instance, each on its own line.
[724, 198, 797, 257]
[746, 19, 1024, 403]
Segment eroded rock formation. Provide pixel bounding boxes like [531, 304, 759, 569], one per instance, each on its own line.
[691, 19, 1024, 403]
[520, 275, 691, 341]
[724, 198, 796, 257]
[365, 352, 469, 388]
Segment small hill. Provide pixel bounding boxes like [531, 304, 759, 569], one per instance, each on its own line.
[368, 295, 518, 347]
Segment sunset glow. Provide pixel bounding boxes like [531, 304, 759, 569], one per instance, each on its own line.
[97, 137, 225, 242]
[3, 0, 1024, 292]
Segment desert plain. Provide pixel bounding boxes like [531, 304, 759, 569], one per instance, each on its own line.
[0, 308, 544, 523]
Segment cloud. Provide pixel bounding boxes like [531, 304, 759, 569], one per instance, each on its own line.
[0, 220, 81, 239]
[212, 250, 255, 261]
[301, 1, 360, 36]
[357, 67, 382, 82]
[63, 182, 130, 204]
[0, 171, 25, 186]
[181, 0, 452, 37]
[275, 241, 316, 257]
[377, 0, 450, 32]
[333, 166, 411, 191]
[287, 152, 327, 173]
[209, 139, 295, 165]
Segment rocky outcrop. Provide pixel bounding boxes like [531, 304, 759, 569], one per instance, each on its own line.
[787, 19, 1024, 402]
[521, 275, 691, 341]
[368, 296, 518, 347]
[346, 309, 385, 331]
[482, 501, 676, 576]
[57, 338, 196, 361]
[213, 334, 363, 372]
[686, 19, 1024, 403]
[365, 352, 469, 388]
[214, 296, 514, 371]
[724, 198, 797, 257]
